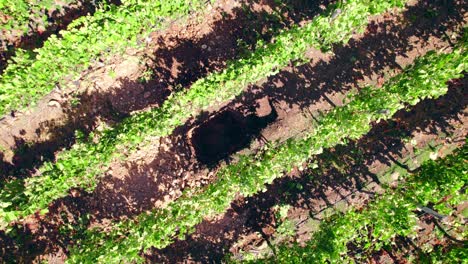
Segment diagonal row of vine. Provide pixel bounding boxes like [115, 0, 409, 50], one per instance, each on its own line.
[67, 41, 467, 263]
[263, 141, 467, 263]
[226, 118, 466, 262]
[0, 0, 209, 115]
[0, 0, 410, 229]
[0, 0, 93, 42]
[1, 0, 77, 34]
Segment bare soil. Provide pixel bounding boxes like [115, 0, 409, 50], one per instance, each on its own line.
[148, 76, 467, 263]
[0, 0, 330, 180]
[0, 0, 466, 263]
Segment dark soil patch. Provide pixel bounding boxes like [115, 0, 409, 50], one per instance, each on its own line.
[191, 111, 257, 165]
[191, 98, 277, 165]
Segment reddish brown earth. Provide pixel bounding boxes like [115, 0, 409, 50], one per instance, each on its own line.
[88, 0, 466, 229]
[0, 0, 466, 263]
[0, 0, 330, 181]
[147, 76, 467, 263]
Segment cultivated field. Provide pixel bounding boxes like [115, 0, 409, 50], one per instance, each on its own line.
[0, 0, 466, 263]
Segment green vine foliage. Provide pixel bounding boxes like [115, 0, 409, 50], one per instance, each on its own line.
[429, 244, 468, 264]
[67, 44, 467, 263]
[258, 142, 467, 263]
[0, 0, 76, 33]
[0, 0, 409, 230]
[0, 0, 208, 115]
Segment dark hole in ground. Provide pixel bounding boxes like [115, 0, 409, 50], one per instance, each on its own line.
[191, 98, 278, 165]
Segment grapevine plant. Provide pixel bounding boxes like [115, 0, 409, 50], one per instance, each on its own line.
[429, 244, 468, 264]
[0, 0, 78, 34]
[0, 0, 209, 115]
[0, 0, 409, 229]
[259, 142, 467, 263]
[67, 44, 467, 263]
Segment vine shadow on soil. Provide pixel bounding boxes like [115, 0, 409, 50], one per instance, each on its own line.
[0, 0, 330, 182]
[0, 0, 464, 261]
[147, 75, 467, 263]
[0, 0, 332, 262]
[144, 0, 467, 261]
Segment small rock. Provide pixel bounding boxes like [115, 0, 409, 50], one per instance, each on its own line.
[48, 100, 61, 108]
[201, 44, 208, 49]
[70, 189, 80, 197]
[144, 92, 151, 98]
[330, 9, 342, 21]
[391, 172, 400, 181]
[160, 144, 170, 152]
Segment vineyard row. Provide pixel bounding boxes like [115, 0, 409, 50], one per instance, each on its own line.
[264, 142, 467, 263]
[0, 0, 209, 115]
[0, 0, 409, 229]
[68, 44, 467, 263]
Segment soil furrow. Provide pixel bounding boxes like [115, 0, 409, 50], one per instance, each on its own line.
[0, 0, 330, 179]
[0, 0, 465, 262]
[147, 76, 467, 263]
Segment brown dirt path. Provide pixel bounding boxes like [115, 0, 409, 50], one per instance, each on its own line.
[0, 0, 465, 262]
[0, 0, 330, 179]
[148, 76, 467, 263]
